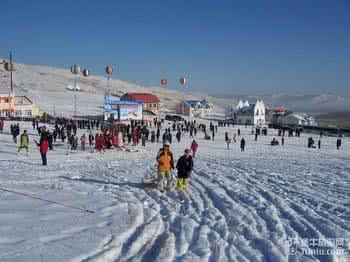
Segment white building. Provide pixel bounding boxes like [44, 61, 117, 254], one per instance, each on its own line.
[281, 113, 318, 127]
[234, 99, 266, 126]
[176, 99, 212, 117]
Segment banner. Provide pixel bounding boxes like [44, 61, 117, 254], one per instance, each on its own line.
[119, 103, 142, 121]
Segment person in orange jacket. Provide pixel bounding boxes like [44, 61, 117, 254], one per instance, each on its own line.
[156, 143, 174, 191]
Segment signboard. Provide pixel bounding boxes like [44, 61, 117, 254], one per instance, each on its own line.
[119, 103, 142, 121]
[104, 96, 142, 121]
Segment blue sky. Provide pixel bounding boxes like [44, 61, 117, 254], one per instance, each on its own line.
[1, 0, 350, 96]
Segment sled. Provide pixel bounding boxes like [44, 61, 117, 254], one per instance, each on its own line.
[143, 165, 177, 191]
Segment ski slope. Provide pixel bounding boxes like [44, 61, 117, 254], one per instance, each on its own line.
[0, 121, 349, 262]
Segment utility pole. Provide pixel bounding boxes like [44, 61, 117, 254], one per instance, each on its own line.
[10, 51, 13, 93]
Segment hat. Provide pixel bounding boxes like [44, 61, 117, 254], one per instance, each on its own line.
[164, 142, 170, 147]
[184, 148, 190, 153]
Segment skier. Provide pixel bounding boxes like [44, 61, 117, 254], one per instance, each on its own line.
[282, 136, 285, 146]
[190, 140, 198, 158]
[240, 138, 245, 152]
[156, 143, 175, 192]
[17, 130, 29, 154]
[238, 128, 241, 136]
[176, 149, 194, 191]
[318, 139, 321, 149]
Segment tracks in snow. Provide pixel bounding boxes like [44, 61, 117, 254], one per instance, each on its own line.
[58, 153, 349, 262]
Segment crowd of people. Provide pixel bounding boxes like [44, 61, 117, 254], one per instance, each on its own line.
[0, 117, 346, 192]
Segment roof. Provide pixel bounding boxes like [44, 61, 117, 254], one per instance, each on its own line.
[121, 93, 160, 103]
[287, 114, 306, 121]
[143, 110, 157, 116]
[15, 96, 33, 105]
[274, 107, 286, 113]
[236, 104, 255, 115]
[184, 100, 211, 109]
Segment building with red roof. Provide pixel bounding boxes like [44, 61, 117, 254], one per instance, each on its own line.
[120, 93, 161, 113]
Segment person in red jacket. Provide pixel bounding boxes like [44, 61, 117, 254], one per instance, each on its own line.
[190, 140, 198, 158]
[111, 133, 117, 148]
[38, 126, 49, 165]
[96, 133, 105, 153]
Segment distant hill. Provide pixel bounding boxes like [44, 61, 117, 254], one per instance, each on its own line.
[211, 93, 350, 112]
[0, 63, 215, 116]
[314, 112, 350, 129]
[1, 63, 349, 117]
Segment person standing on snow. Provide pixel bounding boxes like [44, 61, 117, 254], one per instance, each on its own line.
[88, 132, 94, 151]
[141, 133, 146, 147]
[96, 133, 105, 153]
[190, 140, 198, 158]
[176, 130, 181, 143]
[0, 119, 4, 133]
[37, 126, 49, 165]
[81, 134, 86, 151]
[156, 143, 175, 192]
[226, 137, 231, 149]
[151, 131, 155, 143]
[48, 131, 53, 150]
[336, 137, 342, 150]
[240, 137, 246, 152]
[13, 124, 20, 144]
[176, 149, 194, 191]
[156, 128, 160, 143]
[17, 130, 29, 154]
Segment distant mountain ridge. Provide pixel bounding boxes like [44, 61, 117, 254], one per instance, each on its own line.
[210, 93, 350, 112]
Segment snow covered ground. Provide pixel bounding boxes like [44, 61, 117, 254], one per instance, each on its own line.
[0, 120, 349, 262]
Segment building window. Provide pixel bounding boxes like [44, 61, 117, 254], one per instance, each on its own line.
[15, 110, 22, 116]
[25, 110, 32, 116]
[5, 98, 9, 103]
